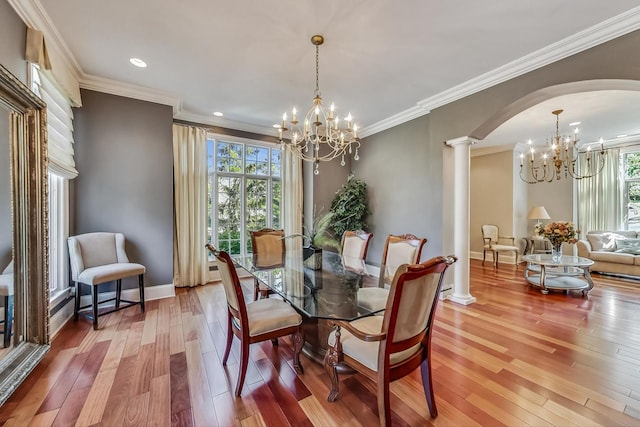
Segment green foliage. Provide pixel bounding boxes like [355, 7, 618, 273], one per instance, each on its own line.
[285, 209, 341, 250]
[329, 174, 369, 238]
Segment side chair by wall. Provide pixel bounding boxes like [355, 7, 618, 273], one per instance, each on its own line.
[206, 244, 304, 396]
[249, 228, 286, 300]
[68, 232, 145, 330]
[481, 224, 519, 268]
[325, 255, 457, 426]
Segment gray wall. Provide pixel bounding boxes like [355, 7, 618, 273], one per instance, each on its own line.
[0, 0, 26, 83]
[354, 114, 440, 265]
[72, 90, 174, 287]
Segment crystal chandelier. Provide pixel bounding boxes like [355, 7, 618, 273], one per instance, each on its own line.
[278, 35, 360, 175]
[519, 109, 605, 184]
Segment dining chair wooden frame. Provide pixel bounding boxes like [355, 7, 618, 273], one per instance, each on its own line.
[325, 255, 456, 426]
[206, 244, 304, 396]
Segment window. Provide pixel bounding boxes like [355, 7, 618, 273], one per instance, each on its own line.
[623, 151, 640, 231]
[207, 135, 282, 256]
[30, 64, 77, 303]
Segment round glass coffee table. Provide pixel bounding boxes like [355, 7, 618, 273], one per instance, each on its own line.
[521, 254, 594, 295]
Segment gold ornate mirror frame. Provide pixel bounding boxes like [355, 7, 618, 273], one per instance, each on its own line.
[0, 63, 49, 405]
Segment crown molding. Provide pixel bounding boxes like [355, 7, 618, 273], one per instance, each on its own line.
[80, 74, 182, 113]
[365, 6, 640, 138]
[359, 104, 429, 138]
[175, 111, 278, 137]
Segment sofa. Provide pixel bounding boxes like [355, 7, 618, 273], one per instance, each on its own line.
[576, 230, 640, 276]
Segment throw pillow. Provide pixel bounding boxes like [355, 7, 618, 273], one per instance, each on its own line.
[615, 238, 640, 253]
[615, 248, 640, 255]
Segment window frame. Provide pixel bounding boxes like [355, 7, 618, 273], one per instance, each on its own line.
[207, 133, 282, 257]
[622, 148, 640, 231]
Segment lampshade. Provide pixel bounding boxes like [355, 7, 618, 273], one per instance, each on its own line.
[527, 206, 551, 220]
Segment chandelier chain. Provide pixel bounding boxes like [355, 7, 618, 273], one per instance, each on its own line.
[315, 44, 320, 97]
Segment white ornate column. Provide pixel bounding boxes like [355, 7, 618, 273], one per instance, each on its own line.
[446, 137, 477, 305]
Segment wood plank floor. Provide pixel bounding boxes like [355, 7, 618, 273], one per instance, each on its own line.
[2, 259, 640, 426]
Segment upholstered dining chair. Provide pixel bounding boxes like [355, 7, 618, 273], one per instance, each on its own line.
[68, 232, 145, 330]
[0, 260, 13, 348]
[358, 233, 427, 313]
[249, 228, 286, 300]
[481, 224, 519, 268]
[340, 230, 373, 260]
[325, 255, 457, 426]
[206, 244, 304, 396]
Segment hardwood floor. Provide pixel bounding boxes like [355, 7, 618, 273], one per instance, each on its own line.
[2, 259, 640, 426]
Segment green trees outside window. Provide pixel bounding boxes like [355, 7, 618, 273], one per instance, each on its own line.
[207, 137, 281, 255]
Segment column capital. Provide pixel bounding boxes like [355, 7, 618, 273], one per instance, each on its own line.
[446, 136, 479, 148]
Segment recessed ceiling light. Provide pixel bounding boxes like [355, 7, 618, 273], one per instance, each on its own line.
[273, 124, 281, 128]
[569, 121, 581, 126]
[213, 111, 223, 117]
[617, 134, 628, 138]
[129, 57, 147, 68]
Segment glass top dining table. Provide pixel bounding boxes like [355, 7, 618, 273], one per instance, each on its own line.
[233, 250, 388, 321]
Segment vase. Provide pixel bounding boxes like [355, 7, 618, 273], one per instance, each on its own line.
[551, 243, 562, 261]
[303, 246, 323, 270]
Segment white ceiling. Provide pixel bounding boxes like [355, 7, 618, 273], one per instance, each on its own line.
[26, 0, 640, 145]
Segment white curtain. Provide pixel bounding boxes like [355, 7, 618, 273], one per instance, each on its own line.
[577, 148, 621, 235]
[173, 124, 208, 287]
[282, 145, 303, 253]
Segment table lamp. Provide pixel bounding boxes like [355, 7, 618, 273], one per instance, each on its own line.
[527, 206, 550, 235]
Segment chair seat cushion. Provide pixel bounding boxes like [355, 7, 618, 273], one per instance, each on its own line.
[77, 263, 145, 285]
[357, 287, 389, 312]
[484, 244, 518, 251]
[328, 316, 421, 371]
[246, 298, 302, 337]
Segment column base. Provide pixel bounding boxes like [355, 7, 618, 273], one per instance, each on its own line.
[446, 293, 476, 305]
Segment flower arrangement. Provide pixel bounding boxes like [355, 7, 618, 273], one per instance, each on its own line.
[537, 221, 579, 251]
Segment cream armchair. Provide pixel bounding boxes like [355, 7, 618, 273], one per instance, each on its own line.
[68, 232, 145, 330]
[481, 224, 519, 268]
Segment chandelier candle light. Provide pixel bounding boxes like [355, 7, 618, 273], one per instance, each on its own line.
[519, 109, 605, 184]
[278, 35, 360, 175]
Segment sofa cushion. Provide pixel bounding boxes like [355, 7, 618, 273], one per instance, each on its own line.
[615, 238, 640, 255]
[589, 251, 636, 265]
[587, 231, 636, 251]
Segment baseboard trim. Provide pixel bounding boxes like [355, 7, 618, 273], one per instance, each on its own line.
[446, 293, 477, 305]
[470, 250, 519, 265]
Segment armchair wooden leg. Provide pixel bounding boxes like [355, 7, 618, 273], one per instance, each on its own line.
[420, 357, 438, 418]
[292, 330, 304, 374]
[222, 312, 233, 366]
[3, 295, 12, 348]
[91, 285, 99, 330]
[74, 281, 80, 320]
[482, 250, 486, 266]
[138, 274, 145, 312]
[377, 374, 392, 427]
[235, 337, 250, 396]
[325, 325, 342, 402]
[494, 252, 499, 268]
[115, 279, 122, 310]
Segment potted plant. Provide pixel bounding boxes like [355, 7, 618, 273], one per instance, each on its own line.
[287, 209, 340, 270]
[329, 173, 369, 239]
